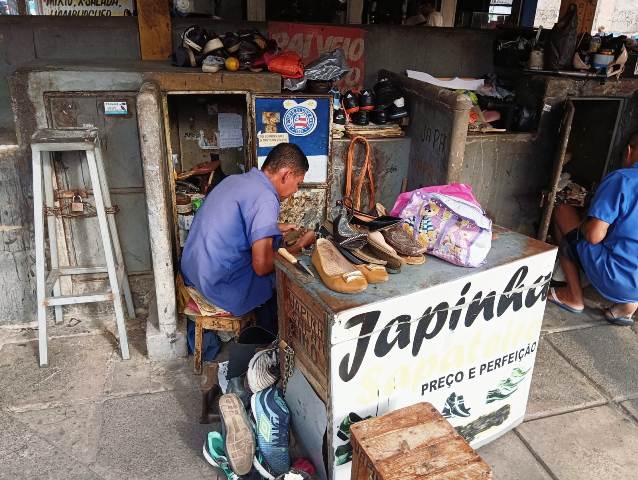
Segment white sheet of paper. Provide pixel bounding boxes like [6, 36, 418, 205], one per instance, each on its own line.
[216, 129, 244, 149]
[406, 70, 484, 91]
[218, 113, 242, 130]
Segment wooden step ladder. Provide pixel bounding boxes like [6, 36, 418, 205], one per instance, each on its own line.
[31, 127, 134, 367]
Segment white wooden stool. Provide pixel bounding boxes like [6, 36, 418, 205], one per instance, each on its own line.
[31, 128, 134, 367]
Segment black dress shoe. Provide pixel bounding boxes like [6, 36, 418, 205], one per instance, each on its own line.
[352, 110, 369, 125]
[374, 76, 400, 106]
[359, 89, 375, 111]
[343, 90, 359, 114]
[341, 199, 402, 231]
[371, 109, 387, 124]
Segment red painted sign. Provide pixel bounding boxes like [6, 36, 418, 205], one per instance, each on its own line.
[268, 22, 365, 89]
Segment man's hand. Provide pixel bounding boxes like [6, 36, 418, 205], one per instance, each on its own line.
[287, 230, 316, 254]
[278, 223, 299, 234]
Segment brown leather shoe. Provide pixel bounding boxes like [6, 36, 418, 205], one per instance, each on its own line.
[354, 263, 389, 283]
[381, 223, 428, 257]
[312, 239, 368, 294]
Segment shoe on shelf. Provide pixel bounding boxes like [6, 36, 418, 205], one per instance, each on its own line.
[202, 55, 225, 73]
[223, 32, 241, 54]
[203, 431, 241, 480]
[343, 90, 360, 114]
[359, 89, 375, 111]
[371, 108, 387, 125]
[202, 34, 224, 55]
[333, 109, 346, 126]
[251, 386, 291, 476]
[351, 110, 369, 126]
[388, 97, 408, 120]
[182, 25, 208, 53]
[374, 76, 401, 107]
[219, 393, 255, 476]
[247, 348, 279, 394]
[312, 238, 368, 294]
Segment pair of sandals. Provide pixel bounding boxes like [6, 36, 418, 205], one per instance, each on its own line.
[548, 287, 634, 326]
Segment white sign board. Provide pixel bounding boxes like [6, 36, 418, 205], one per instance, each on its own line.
[328, 250, 555, 479]
[40, 0, 134, 16]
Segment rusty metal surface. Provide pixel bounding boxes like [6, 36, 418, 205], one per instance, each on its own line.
[330, 137, 410, 212]
[144, 70, 281, 94]
[275, 227, 555, 316]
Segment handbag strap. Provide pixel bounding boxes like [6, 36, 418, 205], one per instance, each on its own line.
[345, 136, 376, 211]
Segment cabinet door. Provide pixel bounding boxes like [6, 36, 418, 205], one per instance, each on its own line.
[45, 93, 151, 274]
[537, 100, 575, 241]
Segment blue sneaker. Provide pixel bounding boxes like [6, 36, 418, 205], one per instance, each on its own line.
[251, 386, 291, 476]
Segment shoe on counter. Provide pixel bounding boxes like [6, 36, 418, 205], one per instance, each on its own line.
[247, 348, 279, 394]
[341, 198, 402, 232]
[359, 89, 375, 111]
[332, 203, 368, 250]
[218, 393, 255, 476]
[343, 90, 360, 114]
[203, 431, 241, 480]
[381, 224, 427, 257]
[312, 238, 368, 294]
[354, 263, 388, 284]
[251, 386, 291, 476]
[182, 25, 209, 53]
[388, 97, 408, 120]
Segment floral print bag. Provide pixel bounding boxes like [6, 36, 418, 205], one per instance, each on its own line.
[397, 191, 492, 267]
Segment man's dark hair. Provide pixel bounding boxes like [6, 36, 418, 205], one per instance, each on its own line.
[261, 143, 309, 174]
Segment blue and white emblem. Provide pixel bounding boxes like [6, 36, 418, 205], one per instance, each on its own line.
[283, 100, 318, 137]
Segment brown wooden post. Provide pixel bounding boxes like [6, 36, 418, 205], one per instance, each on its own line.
[559, 0, 599, 34]
[17, 0, 28, 15]
[137, 0, 173, 61]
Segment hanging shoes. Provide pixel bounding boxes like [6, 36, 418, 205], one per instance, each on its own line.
[312, 239, 368, 294]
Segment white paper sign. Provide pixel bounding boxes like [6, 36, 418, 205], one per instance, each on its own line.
[258, 132, 290, 147]
[218, 113, 242, 130]
[216, 129, 244, 149]
[104, 101, 128, 115]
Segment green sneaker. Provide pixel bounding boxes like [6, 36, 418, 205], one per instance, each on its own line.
[203, 431, 240, 480]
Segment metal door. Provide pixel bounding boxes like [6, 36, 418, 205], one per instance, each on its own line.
[45, 93, 152, 274]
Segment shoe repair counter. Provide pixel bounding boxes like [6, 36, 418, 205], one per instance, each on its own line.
[275, 226, 556, 480]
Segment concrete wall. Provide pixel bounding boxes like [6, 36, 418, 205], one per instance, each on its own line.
[0, 17, 140, 140]
[0, 17, 496, 325]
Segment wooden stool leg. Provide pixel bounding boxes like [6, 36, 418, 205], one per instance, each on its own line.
[194, 316, 203, 375]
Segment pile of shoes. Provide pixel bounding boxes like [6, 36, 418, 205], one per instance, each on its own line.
[312, 200, 427, 294]
[332, 75, 409, 138]
[201, 328, 316, 480]
[173, 25, 277, 73]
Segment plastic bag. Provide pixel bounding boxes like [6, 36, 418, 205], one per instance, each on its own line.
[390, 183, 481, 217]
[268, 52, 304, 78]
[283, 77, 307, 91]
[304, 48, 350, 81]
[545, 3, 578, 70]
[395, 191, 492, 267]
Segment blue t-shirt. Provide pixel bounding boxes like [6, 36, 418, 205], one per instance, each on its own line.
[577, 163, 638, 303]
[180, 168, 281, 315]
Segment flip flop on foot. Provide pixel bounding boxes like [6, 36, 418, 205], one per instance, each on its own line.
[548, 287, 584, 314]
[603, 307, 634, 326]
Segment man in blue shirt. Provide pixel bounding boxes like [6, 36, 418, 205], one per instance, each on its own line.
[550, 132, 638, 325]
[181, 143, 315, 332]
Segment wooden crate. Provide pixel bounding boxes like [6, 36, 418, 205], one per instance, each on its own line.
[350, 402, 492, 480]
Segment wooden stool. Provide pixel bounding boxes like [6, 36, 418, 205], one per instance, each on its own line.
[350, 402, 492, 480]
[193, 313, 253, 375]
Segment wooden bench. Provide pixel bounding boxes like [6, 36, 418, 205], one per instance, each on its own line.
[350, 402, 492, 480]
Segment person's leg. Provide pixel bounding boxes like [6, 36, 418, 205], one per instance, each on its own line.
[553, 204, 581, 243]
[555, 254, 585, 309]
[254, 290, 278, 335]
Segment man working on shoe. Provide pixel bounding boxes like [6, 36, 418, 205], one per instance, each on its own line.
[181, 143, 316, 333]
[550, 132, 638, 325]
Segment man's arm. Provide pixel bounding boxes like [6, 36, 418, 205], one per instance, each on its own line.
[252, 231, 316, 276]
[252, 237, 275, 276]
[581, 217, 610, 245]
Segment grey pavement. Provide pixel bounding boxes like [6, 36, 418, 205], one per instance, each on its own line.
[2, 302, 638, 479]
